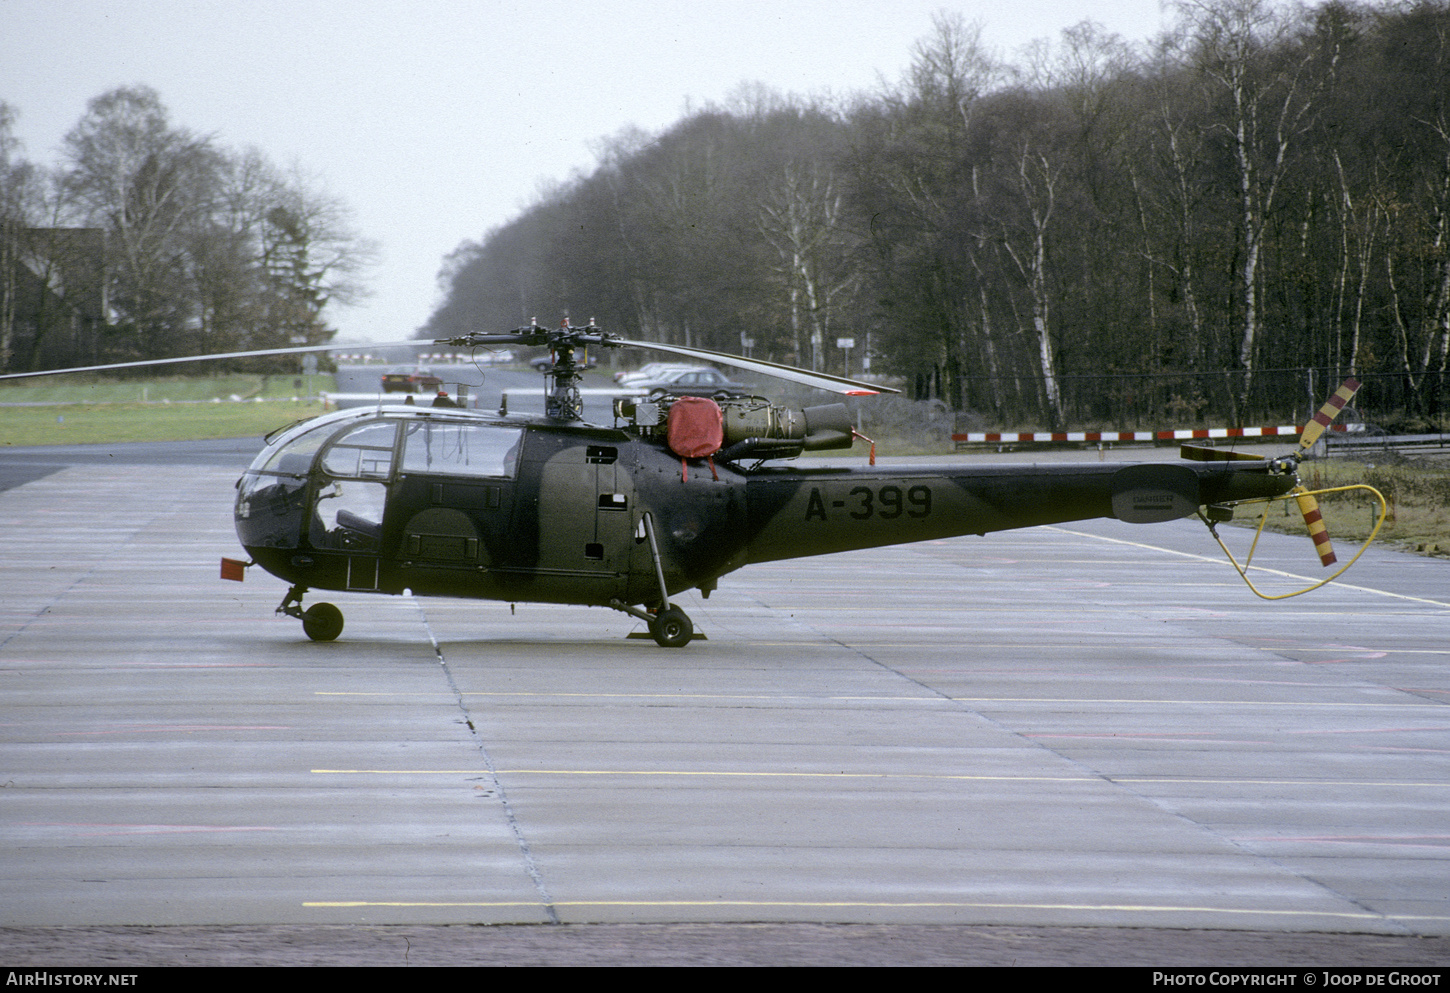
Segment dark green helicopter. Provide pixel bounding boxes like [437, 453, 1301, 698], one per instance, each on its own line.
[3, 321, 1379, 647]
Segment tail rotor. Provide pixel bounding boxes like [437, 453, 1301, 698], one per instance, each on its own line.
[1191, 378, 1386, 597]
[1184, 378, 1362, 567]
[1288, 377, 1360, 569]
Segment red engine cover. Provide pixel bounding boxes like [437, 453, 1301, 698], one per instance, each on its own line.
[666, 395, 724, 458]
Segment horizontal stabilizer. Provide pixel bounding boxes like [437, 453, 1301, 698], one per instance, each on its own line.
[1180, 444, 1265, 462]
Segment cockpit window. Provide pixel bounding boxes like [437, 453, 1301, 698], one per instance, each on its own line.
[402, 421, 523, 478]
[258, 422, 333, 475]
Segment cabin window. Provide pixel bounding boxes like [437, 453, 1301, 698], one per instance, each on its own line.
[311, 480, 387, 552]
[320, 421, 399, 480]
[402, 422, 522, 478]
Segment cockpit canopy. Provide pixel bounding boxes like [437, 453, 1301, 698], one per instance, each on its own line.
[246, 407, 525, 483]
[236, 408, 526, 552]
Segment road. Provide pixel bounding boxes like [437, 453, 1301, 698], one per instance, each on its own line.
[1, 439, 1448, 965]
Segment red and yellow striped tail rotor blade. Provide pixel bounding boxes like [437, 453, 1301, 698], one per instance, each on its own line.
[1294, 486, 1337, 567]
[1299, 378, 1361, 452]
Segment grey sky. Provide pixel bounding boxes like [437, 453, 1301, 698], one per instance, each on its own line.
[1, 0, 1174, 344]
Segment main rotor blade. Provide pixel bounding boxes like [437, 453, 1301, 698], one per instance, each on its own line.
[0, 341, 425, 381]
[615, 339, 898, 395]
[1299, 377, 1361, 452]
[436, 332, 559, 348]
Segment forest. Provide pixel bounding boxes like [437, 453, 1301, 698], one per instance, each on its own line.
[0, 85, 374, 376]
[422, 0, 1450, 430]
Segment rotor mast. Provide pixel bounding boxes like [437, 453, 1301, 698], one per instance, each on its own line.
[437, 317, 617, 422]
[539, 318, 601, 421]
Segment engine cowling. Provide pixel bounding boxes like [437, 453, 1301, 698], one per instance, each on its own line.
[617, 394, 857, 462]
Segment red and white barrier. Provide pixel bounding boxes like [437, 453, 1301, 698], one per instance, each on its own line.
[953, 424, 1355, 445]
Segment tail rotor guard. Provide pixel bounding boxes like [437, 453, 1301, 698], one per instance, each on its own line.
[1198, 483, 1386, 600]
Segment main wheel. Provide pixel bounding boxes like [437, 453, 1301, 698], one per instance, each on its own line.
[649, 605, 693, 648]
[302, 602, 344, 642]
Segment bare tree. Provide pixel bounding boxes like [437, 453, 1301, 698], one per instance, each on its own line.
[757, 161, 858, 370]
[0, 102, 35, 371]
[61, 85, 222, 358]
[1172, 0, 1330, 414]
[256, 165, 377, 350]
[999, 147, 1065, 427]
[863, 11, 1003, 407]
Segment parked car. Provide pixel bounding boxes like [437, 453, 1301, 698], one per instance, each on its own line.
[380, 365, 443, 393]
[621, 365, 751, 395]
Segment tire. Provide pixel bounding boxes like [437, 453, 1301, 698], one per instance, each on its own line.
[302, 602, 344, 642]
[649, 605, 693, 648]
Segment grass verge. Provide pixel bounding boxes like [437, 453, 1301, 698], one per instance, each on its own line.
[0, 373, 333, 404]
[1, 398, 328, 446]
[0, 374, 334, 446]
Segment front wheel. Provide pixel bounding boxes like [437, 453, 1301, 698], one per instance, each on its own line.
[302, 602, 344, 642]
[649, 605, 693, 648]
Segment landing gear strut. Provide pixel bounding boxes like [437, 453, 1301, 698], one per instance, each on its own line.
[277, 585, 345, 642]
[606, 512, 696, 647]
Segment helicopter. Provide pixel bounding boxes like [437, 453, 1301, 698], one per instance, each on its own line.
[2, 320, 1381, 647]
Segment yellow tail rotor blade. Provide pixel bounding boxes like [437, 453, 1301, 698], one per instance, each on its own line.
[1293, 486, 1337, 567]
[1299, 378, 1361, 452]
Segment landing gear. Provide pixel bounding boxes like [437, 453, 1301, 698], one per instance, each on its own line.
[649, 605, 693, 648]
[610, 599, 697, 647]
[277, 585, 345, 642]
[606, 512, 697, 647]
[302, 602, 344, 642]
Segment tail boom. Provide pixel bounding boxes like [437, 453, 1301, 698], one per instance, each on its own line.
[741, 460, 1295, 565]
